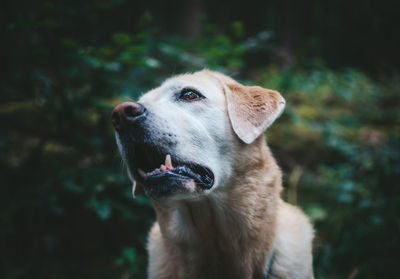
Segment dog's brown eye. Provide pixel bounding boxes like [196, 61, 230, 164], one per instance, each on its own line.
[179, 89, 204, 101]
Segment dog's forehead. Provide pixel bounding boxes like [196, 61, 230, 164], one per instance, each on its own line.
[139, 71, 226, 105]
[163, 71, 223, 98]
[164, 71, 219, 87]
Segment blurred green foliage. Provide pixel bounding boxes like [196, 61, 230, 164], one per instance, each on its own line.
[262, 68, 400, 278]
[1, 1, 400, 279]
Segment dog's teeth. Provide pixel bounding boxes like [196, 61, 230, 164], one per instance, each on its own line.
[139, 162, 170, 179]
[165, 154, 173, 169]
[138, 168, 147, 179]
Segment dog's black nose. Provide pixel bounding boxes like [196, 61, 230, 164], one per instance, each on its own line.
[111, 102, 147, 130]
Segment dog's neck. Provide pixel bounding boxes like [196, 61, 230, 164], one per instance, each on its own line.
[153, 136, 281, 279]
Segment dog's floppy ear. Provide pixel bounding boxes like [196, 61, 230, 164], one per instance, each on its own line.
[225, 82, 285, 144]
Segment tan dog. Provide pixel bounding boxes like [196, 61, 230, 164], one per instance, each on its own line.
[111, 70, 314, 279]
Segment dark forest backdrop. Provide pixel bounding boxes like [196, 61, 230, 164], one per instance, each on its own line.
[1, 0, 400, 278]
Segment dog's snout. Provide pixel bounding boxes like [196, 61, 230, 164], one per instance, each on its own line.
[111, 102, 147, 130]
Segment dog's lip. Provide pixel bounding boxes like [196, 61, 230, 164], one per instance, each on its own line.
[132, 162, 214, 190]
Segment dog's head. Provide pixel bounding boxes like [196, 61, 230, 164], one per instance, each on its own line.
[112, 70, 285, 202]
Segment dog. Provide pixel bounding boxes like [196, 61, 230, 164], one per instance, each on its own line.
[111, 70, 314, 279]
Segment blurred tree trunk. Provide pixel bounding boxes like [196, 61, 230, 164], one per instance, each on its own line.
[181, 0, 203, 38]
[277, 0, 302, 66]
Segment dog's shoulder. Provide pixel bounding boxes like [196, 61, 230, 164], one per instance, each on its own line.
[271, 200, 314, 279]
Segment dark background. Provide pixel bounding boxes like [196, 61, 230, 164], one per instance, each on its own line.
[1, 0, 399, 278]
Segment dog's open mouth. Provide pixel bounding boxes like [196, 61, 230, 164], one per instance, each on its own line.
[136, 153, 214, 189]
[125, 144, 214, 198]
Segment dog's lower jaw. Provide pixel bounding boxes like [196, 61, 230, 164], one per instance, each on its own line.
[147, 138, 281, 279]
